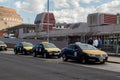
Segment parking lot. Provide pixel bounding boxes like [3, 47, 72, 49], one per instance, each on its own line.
[1, 49, 120, 73]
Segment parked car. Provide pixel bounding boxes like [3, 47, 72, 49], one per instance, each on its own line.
[60, 42, 108, 64]
[0, 41, 7, 51]
[32, 42, 61, 58]
[14, 42, 33, 55]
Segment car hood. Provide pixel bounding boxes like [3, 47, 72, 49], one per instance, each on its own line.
[24, 46, 33, 50]
[83, 50, 107, 55]
[45, 48, 61, 52]
[0, 44, 7, 47]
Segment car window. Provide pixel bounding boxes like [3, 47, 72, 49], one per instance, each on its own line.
[73, 45, 79, 49]
[16, 43, 23, 47]
[35, 44, 39, 47]
[43, 43, 57, 48]
[68, 44, 80, 50]
[23, 42, 33, 47]
[77, 44, 97, 50]
[35, 44, 43, 48]
[0, 41, 4, 44]
[67, 45, 74, 49]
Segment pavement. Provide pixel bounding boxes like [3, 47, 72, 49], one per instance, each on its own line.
[107, 56, 120, 64]
[4, 48, 120, 64]
[106, 52, 120, 64]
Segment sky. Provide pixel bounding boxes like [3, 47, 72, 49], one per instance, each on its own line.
[0, 0, 120, 24]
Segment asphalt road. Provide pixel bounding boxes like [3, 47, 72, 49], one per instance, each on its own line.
[0, 52, 120, 80]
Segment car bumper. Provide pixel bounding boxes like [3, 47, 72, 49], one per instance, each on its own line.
[49, 52, 60, 56]
[0, 46, 7, 50]
[87, 56, 108, 63]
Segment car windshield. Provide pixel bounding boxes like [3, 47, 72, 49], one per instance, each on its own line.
[43, 43, 57, 48]
[0, 41, 4, 44]
[23, 43, 33, 47]
[77, 43, 97, 50]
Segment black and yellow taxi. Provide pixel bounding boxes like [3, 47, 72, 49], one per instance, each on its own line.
[32, 42, 61, 58]
[0, 41, 7, 51]
[60, 42, 108, 64]
[14, 42, 33, 55]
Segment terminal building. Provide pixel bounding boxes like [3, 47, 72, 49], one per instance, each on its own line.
[0, 6, 23, 30]
[3, 12, 120, 53]
[34, 12, 55, 31]
[87, 13, 118, 26]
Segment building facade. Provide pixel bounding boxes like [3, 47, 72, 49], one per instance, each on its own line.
[34, 12, 55, 31]
[87, 13, 117, 26]
[6, 24, 36, 38]
[0, 6, 23, 30]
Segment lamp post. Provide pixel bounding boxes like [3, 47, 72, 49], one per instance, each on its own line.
[47, 0, 50, 42]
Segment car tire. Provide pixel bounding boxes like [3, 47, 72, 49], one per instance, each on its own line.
[23, 50, 26, 55]
[81, 56, 87, 64]
[43, 53, 48, 58]
[14, 50, 18, 55]
[62, 54, 68, 61]
[5, 48, 7, 51]
[58, 55, 61, 58]
[33, 52, 37, 57]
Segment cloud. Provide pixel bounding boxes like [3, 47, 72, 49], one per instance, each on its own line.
[53, 0, 70, 9]
[80, 0, 100, 4]
[53, 6, 95, 23]
[14, 0, 120, 23]
[96, 0, 120, 14]
[14, 0, 46, 13]
[0, 0, 7, 2]
[53, 0, 96, 23]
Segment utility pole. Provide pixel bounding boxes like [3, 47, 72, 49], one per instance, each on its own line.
[47, 0, 50, 42]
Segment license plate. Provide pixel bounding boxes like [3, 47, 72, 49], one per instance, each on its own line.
[54, 53, 59, 55]
[99, 58, 103, 62]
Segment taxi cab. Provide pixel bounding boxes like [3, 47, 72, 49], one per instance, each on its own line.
[14, 42, 33, 55]
[32, 42, 61, 58]
[60, 42, 108, 64]
[0, 41, 7, 51]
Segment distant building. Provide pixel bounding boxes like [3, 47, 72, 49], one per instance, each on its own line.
[55, 22, 85, 29]
[0, 6, 23, 30]
[117, 13, 120, 24]
[34, 12, 55, 31]
[87, 13, 117, 26]
[55, 23, 67, 29]
[5, 24, 36, 38]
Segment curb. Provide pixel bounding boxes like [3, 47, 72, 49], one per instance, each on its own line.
[107, 61, 120, 64]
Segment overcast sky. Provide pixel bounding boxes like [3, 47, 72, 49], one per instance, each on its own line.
[0, 0, 120, 24]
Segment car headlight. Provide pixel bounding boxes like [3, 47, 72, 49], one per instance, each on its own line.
[102, 54, 108, 57]
[88, 54, 96, 57]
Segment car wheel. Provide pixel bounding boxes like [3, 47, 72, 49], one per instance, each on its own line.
[62, 54, 68, 61]
[43, 53, 48, 58]
[57, 55, 61, 58]
[33, 52, 37, 57]
[81, 56, 87, 64]
[23, 50, 26, 55]
[5, 48, 7, 51]
[14, 50, 18, 55]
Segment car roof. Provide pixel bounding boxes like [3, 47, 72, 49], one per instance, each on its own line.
[41, 42, 49, 44]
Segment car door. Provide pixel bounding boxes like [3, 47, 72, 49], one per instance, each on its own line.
[71, 45, 82, 58]
[18, 43, 23, 52]
[38, 44, 44, 54]
[66, 45, 76, 58]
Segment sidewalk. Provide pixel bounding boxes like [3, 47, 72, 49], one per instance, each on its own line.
[107, 56, 120, 64]
[5, 48, 120, 64]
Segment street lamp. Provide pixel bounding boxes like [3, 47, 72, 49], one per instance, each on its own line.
[47, 0, 50, 42]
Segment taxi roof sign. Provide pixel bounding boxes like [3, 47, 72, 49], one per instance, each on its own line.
[41, 42, 49, 44]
